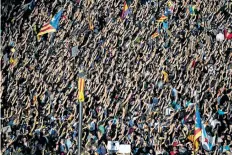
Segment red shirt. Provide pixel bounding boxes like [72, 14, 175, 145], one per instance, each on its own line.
[170, 151, 178, 155]
[224, 30, 232, 40]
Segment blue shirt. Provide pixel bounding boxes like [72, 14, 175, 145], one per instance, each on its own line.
[172, 88, 177, 96]
[153, 98, 159, 105]
[158, 81, 163, 89]
[65, 139, 72, 150]
[218, 110, 225, 115]
[185, 101, 192, 107]
[60, 144, 65, 152]
[129, 120, 134, 127]
[164, 8, 171, 16]
[90, 122, 95, 131]
[163, 21, 169, 29]
[175, 104, 181, 110]
[217, 97, 221, 104]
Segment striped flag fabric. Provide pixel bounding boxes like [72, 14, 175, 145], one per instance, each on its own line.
[188, 135, 194, 142]
[188, 134, 199, 152]
[151, 32, 159, 38]
[78, 78, 85, 102]
[37, 9, 63, 40]
[157, 15, 168, 22]
[194, 105, 202, 151]
[151, 28, 160, 38]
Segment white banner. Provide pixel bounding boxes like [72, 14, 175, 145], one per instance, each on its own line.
[118, 144, 131, 154]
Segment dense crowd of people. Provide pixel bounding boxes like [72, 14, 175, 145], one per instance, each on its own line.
[1, 0, 232, 154]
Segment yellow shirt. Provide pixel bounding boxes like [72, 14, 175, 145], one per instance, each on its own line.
[161, 70, 169, 82]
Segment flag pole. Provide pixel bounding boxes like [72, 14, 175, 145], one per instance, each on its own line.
[78, 100, 83, 155]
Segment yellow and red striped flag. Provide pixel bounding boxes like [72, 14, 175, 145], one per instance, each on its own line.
[151, 32, 159, 38]
[157, 15, 168, 22]
[188, 135, 199, 151]
[37, 9, 63, 40]
[78, 78, 85, 102]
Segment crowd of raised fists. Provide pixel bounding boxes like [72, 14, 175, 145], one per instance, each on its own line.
[1, 0, 232, 154]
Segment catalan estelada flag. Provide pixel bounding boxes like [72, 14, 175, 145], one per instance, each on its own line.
[151, 28, 160, 38]
[194, 105, 202, 151]
[157, 15, 168, 22]
[78, 78, 85, 102]
[37, 9, 63, 40]
[121, 1, 130, 19]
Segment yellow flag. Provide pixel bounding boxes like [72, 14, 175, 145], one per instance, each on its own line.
[78, 78, 85, 102]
